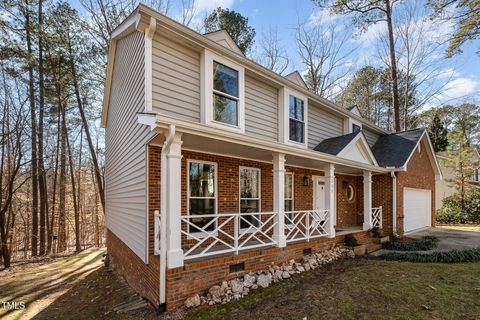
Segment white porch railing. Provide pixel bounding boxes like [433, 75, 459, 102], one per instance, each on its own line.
[371, 206, 382, 228]
[284, 210, 330, 243]
[180, 212, 278, 260]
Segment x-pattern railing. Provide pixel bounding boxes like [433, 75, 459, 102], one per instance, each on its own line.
[371, 206, 382, 228]
[285, 210, 330, 242]
[181, 212, 278, 260]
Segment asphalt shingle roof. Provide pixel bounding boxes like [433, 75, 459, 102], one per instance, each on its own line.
[313, 131, 360, 156]
[371, 128, 425, 167]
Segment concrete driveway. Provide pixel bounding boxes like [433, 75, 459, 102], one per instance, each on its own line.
[407, 227, 480, 251]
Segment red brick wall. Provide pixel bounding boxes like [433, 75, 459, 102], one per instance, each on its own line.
[372, 174, 394, 234]
[166, 230, 372, 310]
[396, 141, 436, 234]
[106, 229, 160, 306]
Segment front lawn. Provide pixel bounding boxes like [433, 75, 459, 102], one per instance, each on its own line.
[186, 258, 480, 320]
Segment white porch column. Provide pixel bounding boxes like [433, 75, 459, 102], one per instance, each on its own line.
[165, 132, 184, 268]
[363, 170, 373, 231]
[272, 153, 287, 247]
[324, 164, 336, 238]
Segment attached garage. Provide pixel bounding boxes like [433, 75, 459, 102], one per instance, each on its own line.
[403, 188, 432, 233]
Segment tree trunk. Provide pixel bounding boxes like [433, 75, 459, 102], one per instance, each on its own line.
[38, 0, 48, 256]
[24, 2, 39, 257]
[58, 103, 67, 253]
[48, 111, 61, 253]
[385, 0, 401, 132]
[64, 115, 81, 253]
[67, 39, 105, 212]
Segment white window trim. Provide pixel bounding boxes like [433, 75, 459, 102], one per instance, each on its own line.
[239, 166, 261, 232]
[284, 171, 294, 225]
[186, 159, 218, 238]
[344, 118, 362, 134]
[201, 49, 245, 133]
[279, 88, 308, 148]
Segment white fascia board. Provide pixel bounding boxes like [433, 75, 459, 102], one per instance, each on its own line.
[111, 13, 141, 40]
[153, 113, 389, 173]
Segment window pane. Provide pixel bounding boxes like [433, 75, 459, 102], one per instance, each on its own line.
[240, 199, 260, 229]
[189, 162, 215, 197]
[240, 168, 259, 198]
[352, 123, 361, 133]
[189, 199, 215, 232]
[289, 95, 304, 121]
[285, 199, 293, 212]
[289, 119, 304, 143]
[213, 94, 238, 126]
[284, 174, 293, 199]
[213, 61, 238, 97]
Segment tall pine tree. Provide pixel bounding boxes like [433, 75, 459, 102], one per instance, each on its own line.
[428, 113, 448, 152]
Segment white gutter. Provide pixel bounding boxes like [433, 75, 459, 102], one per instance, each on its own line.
[159, 124, 176, 306]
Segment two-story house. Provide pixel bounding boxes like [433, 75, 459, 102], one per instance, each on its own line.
[101, 5, 442, 311]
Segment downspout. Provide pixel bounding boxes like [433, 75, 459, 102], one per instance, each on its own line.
[159, 124, 176, 308]
[390, 170, 399, 237]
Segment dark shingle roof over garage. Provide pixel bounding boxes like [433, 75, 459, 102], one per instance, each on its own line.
[313, 131, 360, 156]
[371, 128, 425, 167]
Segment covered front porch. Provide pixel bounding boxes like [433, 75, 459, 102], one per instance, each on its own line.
[151, 130, 384, 266]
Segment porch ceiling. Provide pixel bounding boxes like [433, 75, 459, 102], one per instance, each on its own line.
[150, 133, 376, 176]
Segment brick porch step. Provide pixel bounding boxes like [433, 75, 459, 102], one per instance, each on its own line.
[366, 243, 383, 254]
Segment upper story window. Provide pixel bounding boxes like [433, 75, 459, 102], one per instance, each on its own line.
[280, 88, 308, 147]
[289, 95, 305, 143]
[201, 50, 245, 133]
[213, 62, 239, 126]
[352, 123, 361, 133]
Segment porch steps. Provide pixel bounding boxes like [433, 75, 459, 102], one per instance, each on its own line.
[365, 243, 383, 254]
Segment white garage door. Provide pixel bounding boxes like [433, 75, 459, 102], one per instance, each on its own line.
[403, 188, 432, 233]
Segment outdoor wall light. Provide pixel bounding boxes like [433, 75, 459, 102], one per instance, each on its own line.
[303, 176, 309, 186]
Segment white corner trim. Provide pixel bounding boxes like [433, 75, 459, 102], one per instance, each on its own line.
[344, 117, 362, 134]
[137, 113, 157, 130]
[111, 13, 141, 40]
[280, 87, 308, 148]
[200, 49, 245, 134]
[144, 17, 156, 113]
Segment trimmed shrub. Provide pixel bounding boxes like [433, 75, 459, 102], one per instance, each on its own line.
[381, 248, 480, 263]
[383, 236, 439, 251]
[436, 189, 480, 224]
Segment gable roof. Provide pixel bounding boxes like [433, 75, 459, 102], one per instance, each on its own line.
[347, 105, 362, 117]
[314, 131, 360, 155]
[372, 129, 424, 167]
[203, 30, 244, 56]
[285, 71, 308, 89]
[314, 131, 378, 166]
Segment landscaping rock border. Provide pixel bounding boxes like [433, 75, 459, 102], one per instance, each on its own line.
[184, 246, 355, 308]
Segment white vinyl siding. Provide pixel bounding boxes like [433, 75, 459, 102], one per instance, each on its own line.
[245, 75, 278, 141]
[105, 31, 154, 262]
[307, 103, 344, 149]
[364, 129, 381, 147]
[152, 34, 201, 122]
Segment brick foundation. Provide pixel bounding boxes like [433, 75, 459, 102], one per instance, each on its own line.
[106, 229, 160, 306]
[166, 230, 372, 310]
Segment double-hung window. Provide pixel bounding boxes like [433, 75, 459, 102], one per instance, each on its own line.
[239, 167, 260, 229]
[201, 50, 245, 132]
[289, 95, 305, 143]
[188, 161, 216, 233]
[284, 172, 294, 223]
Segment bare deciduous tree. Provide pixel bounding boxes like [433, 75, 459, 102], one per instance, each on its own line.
[255, 27, 290, 75]
[295, 20, 355, 99]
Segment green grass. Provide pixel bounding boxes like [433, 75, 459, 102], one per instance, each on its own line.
[185, 259, 480, 320]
